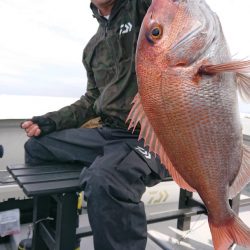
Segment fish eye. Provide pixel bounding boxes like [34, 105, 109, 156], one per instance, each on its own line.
[152, 28, 160, 37]
[150, 25, 163, 40]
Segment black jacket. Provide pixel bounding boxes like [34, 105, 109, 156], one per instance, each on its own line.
[43, 0, 151, 130]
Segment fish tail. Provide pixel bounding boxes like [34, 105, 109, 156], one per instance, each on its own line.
[209, 214, 250, 250]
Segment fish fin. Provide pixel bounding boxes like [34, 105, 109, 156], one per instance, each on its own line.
[127, 93, 195, 192]
[209, 213, 250, 250]
[229, 144, 250, 198]
[199, 60, 250, 75]
[236, 73, 250, 103]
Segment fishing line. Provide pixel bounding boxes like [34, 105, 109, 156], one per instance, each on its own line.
[177, 214, 207, 245]
[26, 217, 54, 239]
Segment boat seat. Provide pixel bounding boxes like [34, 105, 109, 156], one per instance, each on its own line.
[7, 163, 87, 250]
[7, 163, 243, 250]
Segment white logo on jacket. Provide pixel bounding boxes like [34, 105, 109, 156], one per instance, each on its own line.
[119, 22, 133, 35]
[135, 146, 152, 160]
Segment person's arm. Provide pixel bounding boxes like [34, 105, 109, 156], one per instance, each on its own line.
[21, 117, 56, 137]
[44, 81, 100, 130]
[22, 65, 100, 137]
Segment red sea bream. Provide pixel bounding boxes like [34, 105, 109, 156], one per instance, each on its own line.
[127, 0, 250, 249]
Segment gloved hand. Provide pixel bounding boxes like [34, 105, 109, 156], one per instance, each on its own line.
[21, 116, 56, 137]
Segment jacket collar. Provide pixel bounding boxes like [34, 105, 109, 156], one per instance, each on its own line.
[90, 0, 127, 24]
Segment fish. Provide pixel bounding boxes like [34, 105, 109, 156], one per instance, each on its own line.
[127, 0, 250, 249]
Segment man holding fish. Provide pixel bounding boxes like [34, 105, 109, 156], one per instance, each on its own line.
[20, 0, 250, 249]
[127, 0, 250, 249]
[20, 0, 169, 250]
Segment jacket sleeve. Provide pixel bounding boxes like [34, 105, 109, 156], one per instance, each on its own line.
[43, 64, 100, 130]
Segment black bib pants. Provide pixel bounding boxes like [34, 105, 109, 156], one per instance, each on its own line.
[24, 126, 169, 250]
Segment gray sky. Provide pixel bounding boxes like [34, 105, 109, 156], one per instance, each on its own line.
[0, 0, 97, 97]
[0, 0, 249, 113]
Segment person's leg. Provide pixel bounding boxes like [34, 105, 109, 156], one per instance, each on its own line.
[80, 139, 164, 250]
[24, 127, 105, 165]
[20, 127, 105, 250]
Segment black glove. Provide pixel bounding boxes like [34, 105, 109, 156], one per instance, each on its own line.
[31, 116, 56, 136]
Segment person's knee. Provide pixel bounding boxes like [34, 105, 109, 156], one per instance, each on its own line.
[24, 137, 52, 165]
[24, 138, 40, 159]
[24, 137, 37, 154]
[24, 138, 40, 164]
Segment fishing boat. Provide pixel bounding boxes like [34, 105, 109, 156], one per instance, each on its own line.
[0, 95, 249, 250]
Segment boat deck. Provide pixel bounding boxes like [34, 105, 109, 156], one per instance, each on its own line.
[1, 184, 249, 250]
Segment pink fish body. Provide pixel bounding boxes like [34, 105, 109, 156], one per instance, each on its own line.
[127, 0, 250, 249]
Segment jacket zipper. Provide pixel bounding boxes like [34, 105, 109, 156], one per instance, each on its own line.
[99, 20, 119, 115]
[105, 22, 108, 37]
